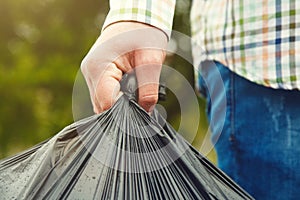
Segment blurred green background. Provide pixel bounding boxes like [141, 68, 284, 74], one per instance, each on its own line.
[0, 0, 215, 162]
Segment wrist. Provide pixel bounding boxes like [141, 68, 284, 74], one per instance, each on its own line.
[102, 21, 169, 41]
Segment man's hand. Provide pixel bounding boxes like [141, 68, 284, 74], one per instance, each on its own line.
[81, 22, 167, 114]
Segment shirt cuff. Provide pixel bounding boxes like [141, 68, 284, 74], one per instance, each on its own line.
[102, 0, 176, 39]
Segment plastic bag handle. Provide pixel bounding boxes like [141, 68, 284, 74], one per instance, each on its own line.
[120, 72, 166, 101]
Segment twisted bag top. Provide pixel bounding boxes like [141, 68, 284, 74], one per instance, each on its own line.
[0, 74, 253, 200]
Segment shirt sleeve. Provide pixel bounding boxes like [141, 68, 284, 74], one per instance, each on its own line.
[102, 0, 176, 39]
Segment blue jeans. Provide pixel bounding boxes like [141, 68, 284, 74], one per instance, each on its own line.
[198, 60, 300, 200]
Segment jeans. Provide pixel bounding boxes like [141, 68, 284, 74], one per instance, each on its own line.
[198, 60, 300, 200]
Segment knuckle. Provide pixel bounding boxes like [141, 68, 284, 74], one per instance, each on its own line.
[140, 94, 158, 106]
[80, 57, 99, 75]
[136, 51, 164, 65]
[102, 64, 123, 81]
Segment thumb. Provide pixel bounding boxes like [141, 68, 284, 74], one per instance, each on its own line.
[94, 63, 123, 113]
[135, 63, 162, 113]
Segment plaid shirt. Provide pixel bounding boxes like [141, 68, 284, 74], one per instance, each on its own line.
[103, 0, 300, 90]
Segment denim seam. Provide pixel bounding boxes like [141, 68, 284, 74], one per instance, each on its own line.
[230, 68, 235, 139]
[230, 67, 240, 182]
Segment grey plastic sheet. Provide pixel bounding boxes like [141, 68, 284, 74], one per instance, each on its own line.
[0, 94, 253, 200]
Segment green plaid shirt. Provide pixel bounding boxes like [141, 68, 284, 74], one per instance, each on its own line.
[104, 0, 300, 90]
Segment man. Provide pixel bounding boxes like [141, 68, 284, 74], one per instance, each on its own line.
[81, 0, 300, 199]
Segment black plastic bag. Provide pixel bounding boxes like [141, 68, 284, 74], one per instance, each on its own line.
[0, 75, 254, 200]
